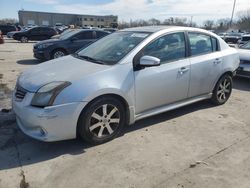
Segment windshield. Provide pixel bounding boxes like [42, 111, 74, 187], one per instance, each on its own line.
[59, 29, 81, 40]
[76, 31, 150, 65]
[240, 41, 250, 49]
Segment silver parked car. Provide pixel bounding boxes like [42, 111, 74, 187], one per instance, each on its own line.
[12, 26, 239, 144]
[236, 41, 250, 78]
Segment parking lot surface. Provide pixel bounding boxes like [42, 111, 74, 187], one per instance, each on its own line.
[0, 39, 250, 188]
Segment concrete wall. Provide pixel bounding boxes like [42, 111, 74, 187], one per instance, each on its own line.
[18, 11, 118, 28]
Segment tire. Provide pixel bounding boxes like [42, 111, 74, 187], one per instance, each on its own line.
[51, 49, 66, 59]
[78, 96, 126, 145]
[20, 36, 28, 43]
[211, 74, 233, 105]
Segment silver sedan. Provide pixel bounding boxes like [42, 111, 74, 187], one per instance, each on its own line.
[12, 26, 239, 144]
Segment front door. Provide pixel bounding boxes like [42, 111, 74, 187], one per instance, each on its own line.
[134, 32, 190, 114]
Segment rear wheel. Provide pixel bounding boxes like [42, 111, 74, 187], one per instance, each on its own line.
[78, 96, 126, 145]
[52, 49, 66, 59]
[211, 74, 232, 105]
[20, 36, 28, 43]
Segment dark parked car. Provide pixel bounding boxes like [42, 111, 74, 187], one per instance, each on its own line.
[224, 33, 242, 44]
[7, 28, 27, 38]
[33, 29, 110, 60]
[13, 27, 58, 43]
[0, 25, 17, 35]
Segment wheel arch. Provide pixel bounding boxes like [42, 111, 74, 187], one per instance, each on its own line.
[212, 71, 233, 92]
[76, 93, 131, 137]
[50, 47, 68, 58]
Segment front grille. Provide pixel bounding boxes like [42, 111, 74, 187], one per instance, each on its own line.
[15, 84, 27, 100]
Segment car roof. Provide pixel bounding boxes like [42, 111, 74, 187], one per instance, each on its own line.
[121, 26, 178, 33]
[121, 26, 214, 34]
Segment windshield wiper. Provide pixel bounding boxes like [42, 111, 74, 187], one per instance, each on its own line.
[73, 53, 105, 65]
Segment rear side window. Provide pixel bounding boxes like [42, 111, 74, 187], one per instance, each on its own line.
[188, 33, 212, 56]
[136, 32, 186, 64]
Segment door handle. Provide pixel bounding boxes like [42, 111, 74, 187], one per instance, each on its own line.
[214, 58, 222, 64]
[178, 67, 189, 75]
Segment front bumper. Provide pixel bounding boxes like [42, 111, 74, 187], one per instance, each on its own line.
[12, 91, 87, 142]
[33, 48, 50, 60]
[236, 63, 250, 78]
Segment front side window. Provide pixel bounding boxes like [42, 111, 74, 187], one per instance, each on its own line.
[188, 33, 213, 56]
[75, 31, 93, 40]
[77, 31, 150, 65]
[30, 27, 40, 34]
[135, 32, 186, 64]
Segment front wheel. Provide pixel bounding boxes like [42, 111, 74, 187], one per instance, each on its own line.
[52, 49, 66, 59]
[211, 74, 233, 105]
[20, 36, 28, 43]
[78, 96, 126, 145]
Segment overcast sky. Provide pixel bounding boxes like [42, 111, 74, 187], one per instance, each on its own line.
[0, 0, 249, 25]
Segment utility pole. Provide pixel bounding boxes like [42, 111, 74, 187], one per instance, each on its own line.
[230, 0, 237, 28]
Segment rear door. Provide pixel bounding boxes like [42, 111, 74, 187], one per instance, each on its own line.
[68, 31, 95, 53]
[187, 32, 222, 97]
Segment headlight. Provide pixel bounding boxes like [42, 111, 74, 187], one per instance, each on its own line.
[31, 81, 71, 107]
[37, 43, 53, 49]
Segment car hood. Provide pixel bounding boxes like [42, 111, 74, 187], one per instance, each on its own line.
[18, 55, 110, 92]
[34, 38, 61, 46]
[237, 48, 250, 60]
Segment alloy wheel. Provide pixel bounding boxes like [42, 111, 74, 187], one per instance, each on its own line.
[21, 36, 28, 43]
[89, 104, 120, 138]
[53, 51, 65, 59]
[217, 77, 232, 103]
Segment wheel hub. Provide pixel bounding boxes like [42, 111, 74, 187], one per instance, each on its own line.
[89, 104, 120, 138]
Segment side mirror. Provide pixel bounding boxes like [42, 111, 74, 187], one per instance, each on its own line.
[139, 56, 161, 67]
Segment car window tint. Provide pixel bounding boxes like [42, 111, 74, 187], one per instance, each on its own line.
[188, 33, 213, 56]
[140, 32, 186, 64]
[211, 37, 219, 52]
[96, 31, 108, 39]
[242, 37, 250, 41]
[30, 28, 40, 34]
[75, 31, 93, 40]
[241, 42, 250, 49]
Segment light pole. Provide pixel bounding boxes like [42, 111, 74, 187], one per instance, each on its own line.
[230, 0, 237, 28]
